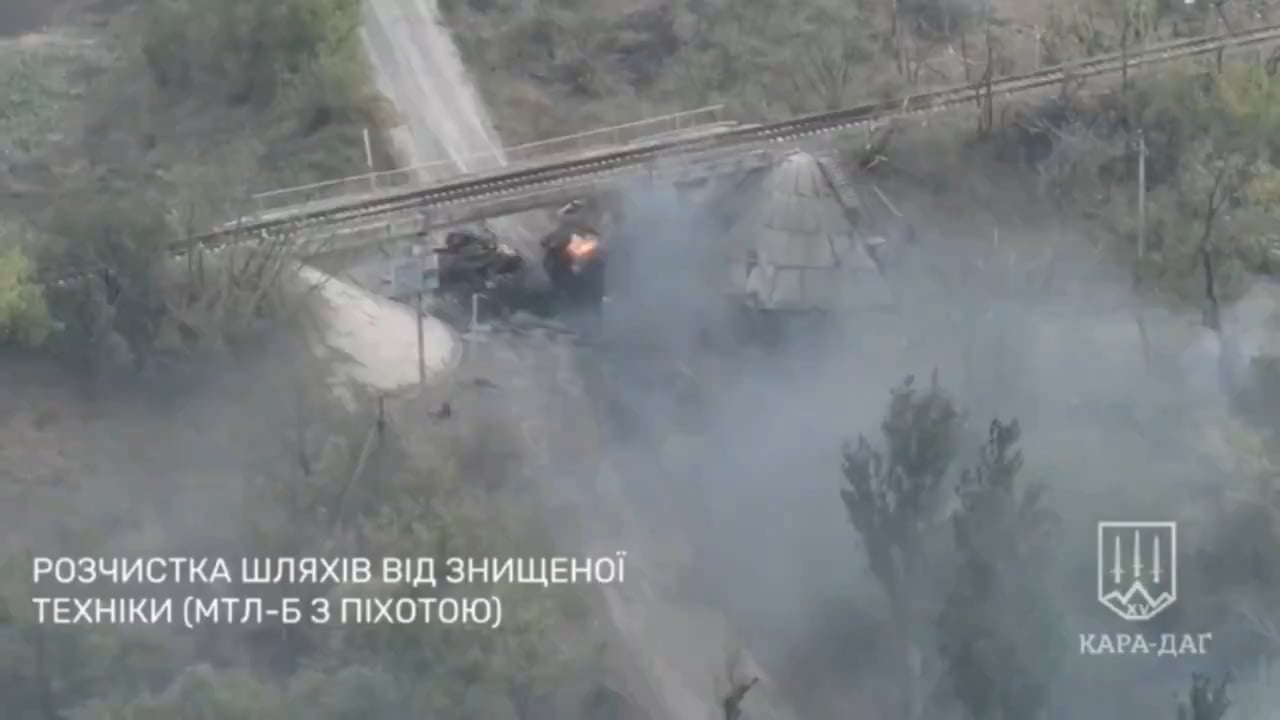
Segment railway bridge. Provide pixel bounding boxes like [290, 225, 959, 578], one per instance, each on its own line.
[41, 23, 1280, 284]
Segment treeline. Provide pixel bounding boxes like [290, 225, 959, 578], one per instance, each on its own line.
[839, 372, 1278, 718]
[0, 4, 619, 718]
[0, 0, 393, 378]
[0, 374, 605, 720]
[439, 0, 1260, 138]
[1014, 57, 1280, 309]
[442, 0, 1280, 306]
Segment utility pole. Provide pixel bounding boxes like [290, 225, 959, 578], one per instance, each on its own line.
[416, 288, 426, 386]
[363, 128, 376, 191]
[1134, 128, 1151, 369]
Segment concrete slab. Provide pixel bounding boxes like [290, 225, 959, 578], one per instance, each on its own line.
[298, 266, 458, 396]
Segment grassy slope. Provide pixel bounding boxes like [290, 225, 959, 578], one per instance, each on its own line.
[0, 32, 105, 201]
[2, 3, 381, 237]
[437, 0, 1061, 144]
[0, 5, 605, 716]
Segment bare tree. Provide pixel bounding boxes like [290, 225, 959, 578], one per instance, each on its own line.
[891, 0, 905, 75]
[1169, 147, 1248, 336]
[779, 0, 879, 112]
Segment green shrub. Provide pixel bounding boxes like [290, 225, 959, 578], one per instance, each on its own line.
[0, 47, 77, 174]
[140, 0, 362, 107]
[0, 219, 51, 347]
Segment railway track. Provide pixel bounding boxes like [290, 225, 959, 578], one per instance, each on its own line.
[41, 24, 1280, 284]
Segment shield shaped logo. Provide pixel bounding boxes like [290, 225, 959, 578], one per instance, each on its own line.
[1097, 521, 1177, 622]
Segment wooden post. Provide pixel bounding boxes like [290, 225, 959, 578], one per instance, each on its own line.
[984, 0, 993, 104]
[364, 128, 376, 192]
[1121, 1, 1130, 96]
[891, 0, 904, 76]
[1134, 128, 1151, 370]
[377, 395, 386, 438]
[1137, 130, 1147, 260]
[983, 47, 995, 135]
[1216, 13, 1225, 73]
[416, 290, 426, 385]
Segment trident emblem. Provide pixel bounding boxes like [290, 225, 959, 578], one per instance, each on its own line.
[1097, 521, 1178, 622]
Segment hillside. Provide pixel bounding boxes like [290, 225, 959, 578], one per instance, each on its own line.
[2, 0, 1280, 718]
[0, 2, 617, 718]
[435, 0, 1280, 717]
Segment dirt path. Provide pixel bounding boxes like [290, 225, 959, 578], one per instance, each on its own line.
[361, 0, 504, 170]
[289, 0, 497, 394]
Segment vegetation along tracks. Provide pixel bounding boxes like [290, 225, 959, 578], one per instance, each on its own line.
[40, 23, 1280, 285]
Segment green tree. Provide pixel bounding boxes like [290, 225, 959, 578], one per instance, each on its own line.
[842, 373, 961, 608]
[936, 419, 1063, 720]
[1178, 673, 1232, 720]
[1192, 411, 1280, 671]
[841, 372, 962, 720]
[0, 219, 51, 347]
[36, 190, 173, 372]
[141, 0, 362, 107]
[0, 345, 605, 719]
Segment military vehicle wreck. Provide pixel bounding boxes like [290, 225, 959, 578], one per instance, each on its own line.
[426, 150, 895, 343]
[428, 201, 609, 331]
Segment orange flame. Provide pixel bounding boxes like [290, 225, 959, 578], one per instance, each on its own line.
[566, 233, 599, 260]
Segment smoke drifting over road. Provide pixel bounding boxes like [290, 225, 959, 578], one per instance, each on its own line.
[586, 175, 1279, 718]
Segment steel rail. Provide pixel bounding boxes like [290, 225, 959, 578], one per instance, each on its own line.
[40, 24, 1280, 284]
[247, 104, 728, 213]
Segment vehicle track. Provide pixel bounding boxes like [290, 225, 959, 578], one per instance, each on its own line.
[40, 24, 1280, 284]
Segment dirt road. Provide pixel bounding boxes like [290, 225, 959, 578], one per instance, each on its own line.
[354, 3, 798, 718]
[361, 0, 504, 171]
[295, 0, 497, 395]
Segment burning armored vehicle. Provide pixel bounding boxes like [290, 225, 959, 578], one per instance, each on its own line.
[428, 151, 895, 341]
[429, 199, 610, 328]
[539, 204, 607, 306]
